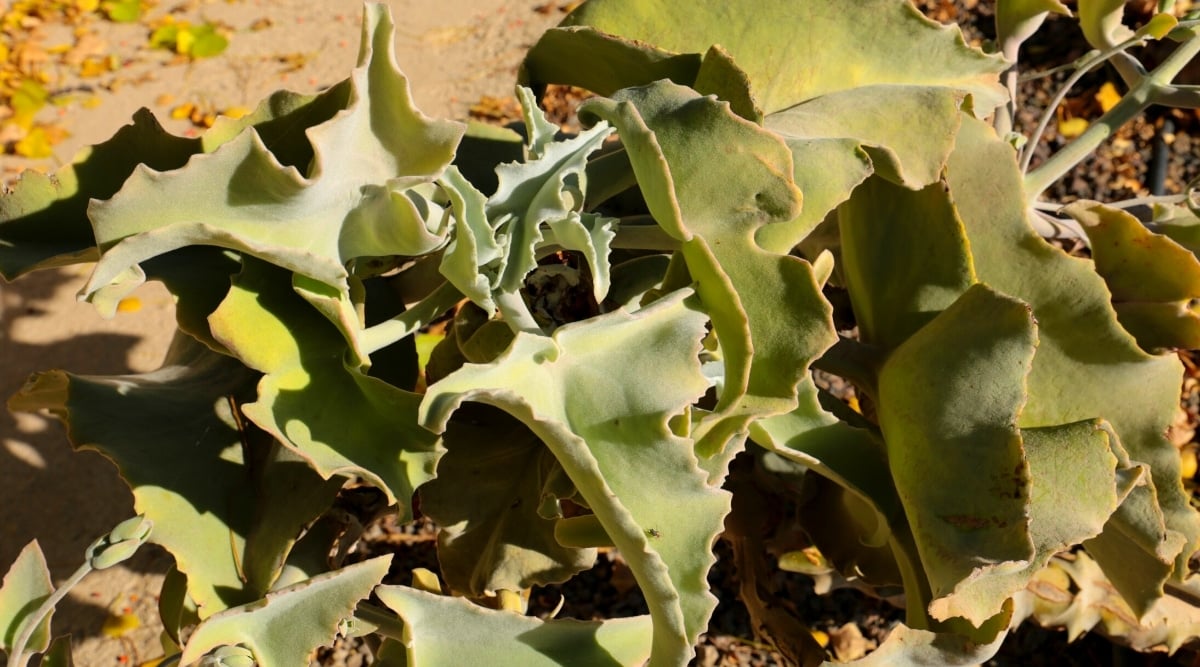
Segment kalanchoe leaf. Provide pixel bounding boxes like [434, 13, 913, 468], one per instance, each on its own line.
[375, 585, 653, 666]
[421, 289, 727, 666]
[1077, 0, 1135, 49]
[929, 420, 1141, 626]
[7, 334, 264, 616]
[838, 176, 976, 352]
[487, 100, 615, 303]
[751, 378, 902, 553]
[580, 81, 834, 458]
[996, 0, 1071, 48]
[0, 109, 199, 280]
[529, 0, 1006, 255]
[531, 0, 1007, 117]
[207, 258, 441, 515]
[8, 333, 342, 617]
[438, 92, 619, 323]
[877, 283, 1039, 626]
[518, 86, 562, 160]
[0, 541, 54, 655]
[179, 556, 392, 666]
[947, 115, 1200, 614]
[239, 436, 346, 596]
[520, 25, 702, 98]
[844, 623, 1008, 666]
[769, 86, 967, 189]
[36, 634, 74, 667]
[1063, 200, 1200, 352]
[438, 165, 504, 315]
[82, 3, 464, 307]
[418, 403, 597, 597]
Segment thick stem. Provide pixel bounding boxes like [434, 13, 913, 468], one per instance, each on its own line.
[1024, 90, 1150, 199]
[360, 281, 464, 356]
[1026, 28, 1200, 200]
[7, 563, 92, 667]
[994, 41, 1022, 138]
[353, 601, 409, 641]
[494, 289, 544, 336]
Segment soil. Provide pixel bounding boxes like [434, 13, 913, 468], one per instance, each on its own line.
[3, 1, 1200, 666]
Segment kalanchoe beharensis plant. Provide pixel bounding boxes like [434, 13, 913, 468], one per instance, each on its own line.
[6, 0, 1200, 664]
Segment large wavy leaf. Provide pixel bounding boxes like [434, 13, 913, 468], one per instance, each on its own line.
[877, 284, 1038, 625]
[422, 290, 726, 667]
[579, 81, 835, 458]
[418, 403, 596, 597]
[1063, 200, 1200, 351]
[947, 115, 1200, 614]
[838, 176, 976, 351]
[376, 586, 653, 666]
[82, 3, 464, 305]
[207, 259, 440, 515]
[527, 0, 1006, 254]
[180, 556, 391, 666]
[0, 110, 199, 280]
[8, 335, 286, 616]
[527, 0, 1006, 117]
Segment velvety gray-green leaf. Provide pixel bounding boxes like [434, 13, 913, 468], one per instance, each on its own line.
[207, 259, 440, 515]
[8, 335, 262, 617]
[83, 4, 463, 305]
[947, 114, 1200, 611]
[0, 109, 198, 280]
[580, 81, 834, 458]
[418, 404, 596, 596]
[422, 290, 725, 667]
[551, 0, 1007, 116]
[180, 556, 391, 666]
[0, 541, 53, 655]
[877, 283, 1037, 625]
[376, 586, 652, 666]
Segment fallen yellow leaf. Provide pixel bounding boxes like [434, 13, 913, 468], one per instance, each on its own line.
[221, 105, 250, 119]
[1095, 82, 1121, 113]
[14, 126, 53, 158]
[101, 612, 140, 638]
[169, 102, 194, 120]
[1057, 116, 1089, 138]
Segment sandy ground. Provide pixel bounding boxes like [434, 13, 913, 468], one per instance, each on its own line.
[0, 1, 559, 663]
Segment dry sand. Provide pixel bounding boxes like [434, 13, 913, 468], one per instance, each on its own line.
[0, 1, 560, 663]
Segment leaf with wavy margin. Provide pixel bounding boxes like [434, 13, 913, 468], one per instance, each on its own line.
[376, 586, 653, 666]
[527, 0, 1006, 117]
[418, 403, 596, 596]
[180, 556, 391, 665]
[207, 258, 440, 515]
[9, 335, 268, 616]
[947, 115, 1199, 615]
[525, 0, 1006, 253]
[579, 81, 834, 458]
[81, 4, 463, 307]
[0, 109, 198, 279]
[1064, 200, 1200, 351]
[421, 289, 726, 666]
